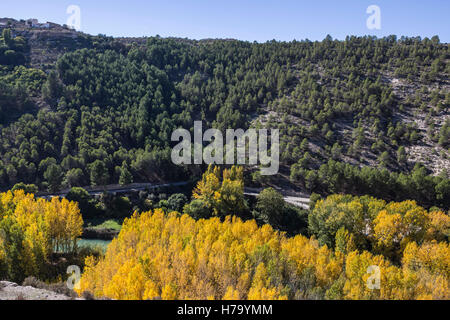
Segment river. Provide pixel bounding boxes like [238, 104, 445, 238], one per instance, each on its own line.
[78, 238, 111, 252]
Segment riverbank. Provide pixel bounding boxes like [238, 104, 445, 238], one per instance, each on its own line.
[82, 227, 119, 240]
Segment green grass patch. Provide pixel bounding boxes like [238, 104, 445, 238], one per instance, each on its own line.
[85, 218, 122, 231]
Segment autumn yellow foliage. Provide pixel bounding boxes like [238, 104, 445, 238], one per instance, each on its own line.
[0, 190, 83, 282]
[78, 209, 334, 299]
[77, 209, 449, 300]
[310, 194, 449, 260]
[193, 165, 246, 217]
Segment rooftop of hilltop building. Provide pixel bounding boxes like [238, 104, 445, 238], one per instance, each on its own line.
[0, 17, 70, 29]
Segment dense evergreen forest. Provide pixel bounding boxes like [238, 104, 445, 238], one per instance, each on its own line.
[0, 24, 449, 209]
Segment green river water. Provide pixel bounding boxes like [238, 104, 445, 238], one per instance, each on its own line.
[77, 239, 111, 251]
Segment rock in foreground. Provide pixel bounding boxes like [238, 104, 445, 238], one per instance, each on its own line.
[0, 281, 78, 300]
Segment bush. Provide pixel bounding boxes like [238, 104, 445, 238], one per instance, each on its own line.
[11, 182, 38, 194]
[167, 193, 188, 212]
[22, 276, 77, 298]
[66, 187, 102, 219]
[183, 199, 211, 220]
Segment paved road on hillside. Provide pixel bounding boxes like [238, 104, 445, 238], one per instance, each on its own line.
[38, 182, 310, 209]
[244, 188, 310, 209]
[37, 181, 190, 197]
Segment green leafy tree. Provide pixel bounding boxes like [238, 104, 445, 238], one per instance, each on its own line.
[397, 146, 407, 164]
[183, 199, 211, 220]
[11, 183, 38, 194]
[167, 193, 188, 212]
[64, 168, 85, 188]
[66, 187, 101, 219]
[90, 160, 109, 187]
[44, 164, 63, 192]
[119, 161, 133, 186]
[255, 188, 286, 227]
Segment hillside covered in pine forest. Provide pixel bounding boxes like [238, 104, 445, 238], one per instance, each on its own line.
[1, 18, 449, 209]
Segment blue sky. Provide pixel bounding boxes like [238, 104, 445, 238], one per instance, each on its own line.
[1, 0, 449, 42]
